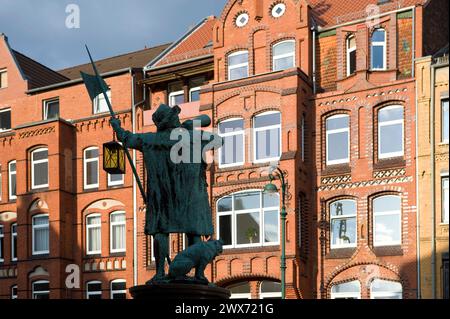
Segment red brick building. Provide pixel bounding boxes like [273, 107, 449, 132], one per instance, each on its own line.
[1, 0, 448, 299]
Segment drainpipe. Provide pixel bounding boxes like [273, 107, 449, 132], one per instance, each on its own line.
[430, 61, 437, 299]
[411, 8, 415, 78]
[311, 25, 317, 95]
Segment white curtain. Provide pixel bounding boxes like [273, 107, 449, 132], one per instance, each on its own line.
[111, 213, 125, 251]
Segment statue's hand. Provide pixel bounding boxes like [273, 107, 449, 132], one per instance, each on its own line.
[110, 117, 121, 131]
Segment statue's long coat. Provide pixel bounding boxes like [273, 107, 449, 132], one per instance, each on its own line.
[115, 123, 221, 236]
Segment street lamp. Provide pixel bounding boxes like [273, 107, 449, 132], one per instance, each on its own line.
[263, 166, 287, 299]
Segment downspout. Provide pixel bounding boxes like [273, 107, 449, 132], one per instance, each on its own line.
[312, 25, 317, 95]
[411, 8, 416, 78]
[430, 61, 436, 299]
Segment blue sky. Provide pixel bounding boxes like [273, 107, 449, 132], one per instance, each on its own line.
[0, 0, 227, 70]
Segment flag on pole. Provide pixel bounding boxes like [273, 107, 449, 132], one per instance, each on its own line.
[80, 71, 109, 102]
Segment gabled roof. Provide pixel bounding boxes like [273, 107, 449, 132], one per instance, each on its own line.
[58, 43, 171, 80]
[308, 0, 425, 29]
[12, 50, 69, 90]
[147, 16, 216, 70]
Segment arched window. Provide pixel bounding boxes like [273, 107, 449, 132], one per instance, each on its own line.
[86, 281, 102, 299]
[370, 279, 402, 299]
[31, 148, 49, 189]
[84, 147, 99, 189]
[32, 280, 50, 299]
[253, 111, 282, 163]
[326, 114, 350, 165]
[373, 195, 401, 246]
[331, 280, 361, 299]
[228, 51, 249, 81]
[260, 281, 282, 299]
[371, 29, 386, 70]
[32, 214, 49, 255]
[228, 282, 251, 299]
[8, 160, 16, 200]
[86, 214, 101, 255]
[272, 40, 295, 71]
[218, 118, 245, 168]
[346, 35, 356, 76]
[110, 279, 126, 299]
[378, 105, 404, 159]
[217, 190, 280, 249]
[110, 211, 126, 253]
[330, 199, 357, 249]
[11, 223, 17, 261]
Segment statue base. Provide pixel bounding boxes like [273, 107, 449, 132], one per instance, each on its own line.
[130, 282, 231, 300]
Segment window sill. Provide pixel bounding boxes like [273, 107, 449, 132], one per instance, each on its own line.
[326, 247, 356, 259]
[373, 157, 406, 170]
[110, 252, 126, 257]
[221, 245, 280, 255]
[373, 245, 403, 257]
[31, 254, 50, 260]
[321, 164, 351, 176]
[84, 254, 102, 260]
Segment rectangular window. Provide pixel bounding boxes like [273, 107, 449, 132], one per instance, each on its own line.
[32, 215, 49, 255]
[378, 106, 404, 159]
[326, 115, 350, 165]
[110, 212, 126, 253]
[8, 161, 16, 201]
[84, 148, 99, 189]
[11, 223, 17, 261]
[272, 40, 295, 72]
[219, 119, 245, 168]
[373, 195, 401, 247]
[442, 99, 449, 143]
[31, 148, 49, 189]
[228, 51, 249, 81]
[110, 280, 126, 299]
[443, 177, 449, 224]
[108, 173, 124, 187]
[330, 200, 357, 248]
[0, 69, 7, 88]
[93, 90, 111, 114]
[11, 285, 17, 299]
[86, 281, 102, 299]
[32, 281, 49, 299]
[0, 108, 11, 132]
[86, 215, 101, 255]
[347, 36, 356, 76]
[254, 112, 282, 163]
[189, 77, 204, 102]
[0, 225, 4, 263]
[168, 82, 184, 107]
[371, 29, 386, 70]
[43, 99, 60, 120]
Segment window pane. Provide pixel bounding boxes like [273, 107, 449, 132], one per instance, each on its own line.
[34, 216, 49, 225]
[261, 281, 281, 293]
[218, 197, 232, 212]
[256, 128, 280, 160]
[349, 50, 356, 74]
[254, 113, 281, 128]
[330, 200, 356, 217]
[219, 119, 244, 134]
[372, 46, 384, 69]
[379, 124, 403, 155]
[170, 93, 184, 106]
[374, 196, 401, 213]
[86, 161, 98, 185]
[264, 210, 278, 243]
[85, 149, 99, 159]
[229, 282, 250, 294]
[372, 30, 385, 42]
[111, 213, 125, 223]
[190, 90, 200, 102]
[234, 192, 260, 210]
[112, 281, 126, 291]
[221, 134, 244, 165]
[33, 149, 48, 161]
[34, 225, 49, 253]
[327, 131, 349, 162]
[263, 192, 279, 208]
[88, 283, 102, 292]
[10, 172, 16, 197]
[45, 101, 59, 120]
[379, 107, 403, 122]
[274, 42, 295, 56]
[442, 100, 449, 142]
[371, 279, 402, 293]
[332, 281, 360, 293]
[0, 110, 11, 131]
[219, 215, 232, 246]
[331, 217, 357, 246]
[443, 178, 449, 223]
[229, 52, 248, 66]
[348, 37, 356, 49]
[374, 214, 401, 244]
[274, 56, 294, 71]
[326, 116, 349, 130]
[109, 174, 123, 183]
[236, 212, 260, 245]
[34, 162, 49, 186]
[229, 66, 248, 81]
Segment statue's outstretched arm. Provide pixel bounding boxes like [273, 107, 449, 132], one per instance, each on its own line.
[110, 118, 145, 151]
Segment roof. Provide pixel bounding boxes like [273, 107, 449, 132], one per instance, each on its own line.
[12, 50, 69, 90]
[308, 0, 425, 28]
[149, 16, 216, 69]
[58, 43, 171, 79]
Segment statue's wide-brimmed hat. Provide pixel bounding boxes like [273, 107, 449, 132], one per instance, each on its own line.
[152, 104, 181, 131]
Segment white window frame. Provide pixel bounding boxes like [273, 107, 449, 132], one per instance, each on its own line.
[43, 98, 59, 120]
[11, 223, 17, 262]
[0, 108, 12, 132]
[0, 225, 4, 263]
[378, 105, 404, 159]
[346, 35, 356, 76]
[217, 190, 280, 250]
[373, 195, 402, 247]
[32, 214, 49, 255]
[228, 283, 251, 299]
[228, 51, 249, 81]
[253, 111, 282, 164]
[11, 285, 17, 299]
[442, 176, 449, 224]
[8, 160, 16, 201]
[218, 118, 245, 168]
[370, 279, 403, 299]
[442, 99, 449, 144]
[110, 279, 126, 299]
[189, 87, 201, 102]
[110, 211, 126, 254]
[83, 147, 99, 189]
[86, 214, 102, 255]
[370, 29, 387, 71]
[330, 199, 357, 249]
[86, 281, 102, 299]
[31, 148, 49, 189]
[93, 89, 111, 114]
[272, 40, 296, 72]
[108, 173, 124, 187]
[0, 69, 7, 89]
[169, 90, 185, 107]
[331, 281, 361, 299]
[326, 114, 350, 165]
[32, 280, 49, 299]
[259, 281, 282, 299]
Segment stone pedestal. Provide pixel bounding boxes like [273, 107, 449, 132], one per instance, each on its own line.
[130, 283, 231, 300]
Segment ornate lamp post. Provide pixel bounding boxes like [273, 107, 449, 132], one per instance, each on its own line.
[263, 166, 287, 299]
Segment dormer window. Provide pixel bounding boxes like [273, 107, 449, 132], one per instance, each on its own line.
[346, 35, 356, 76]
[371, 29, 386, 70]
